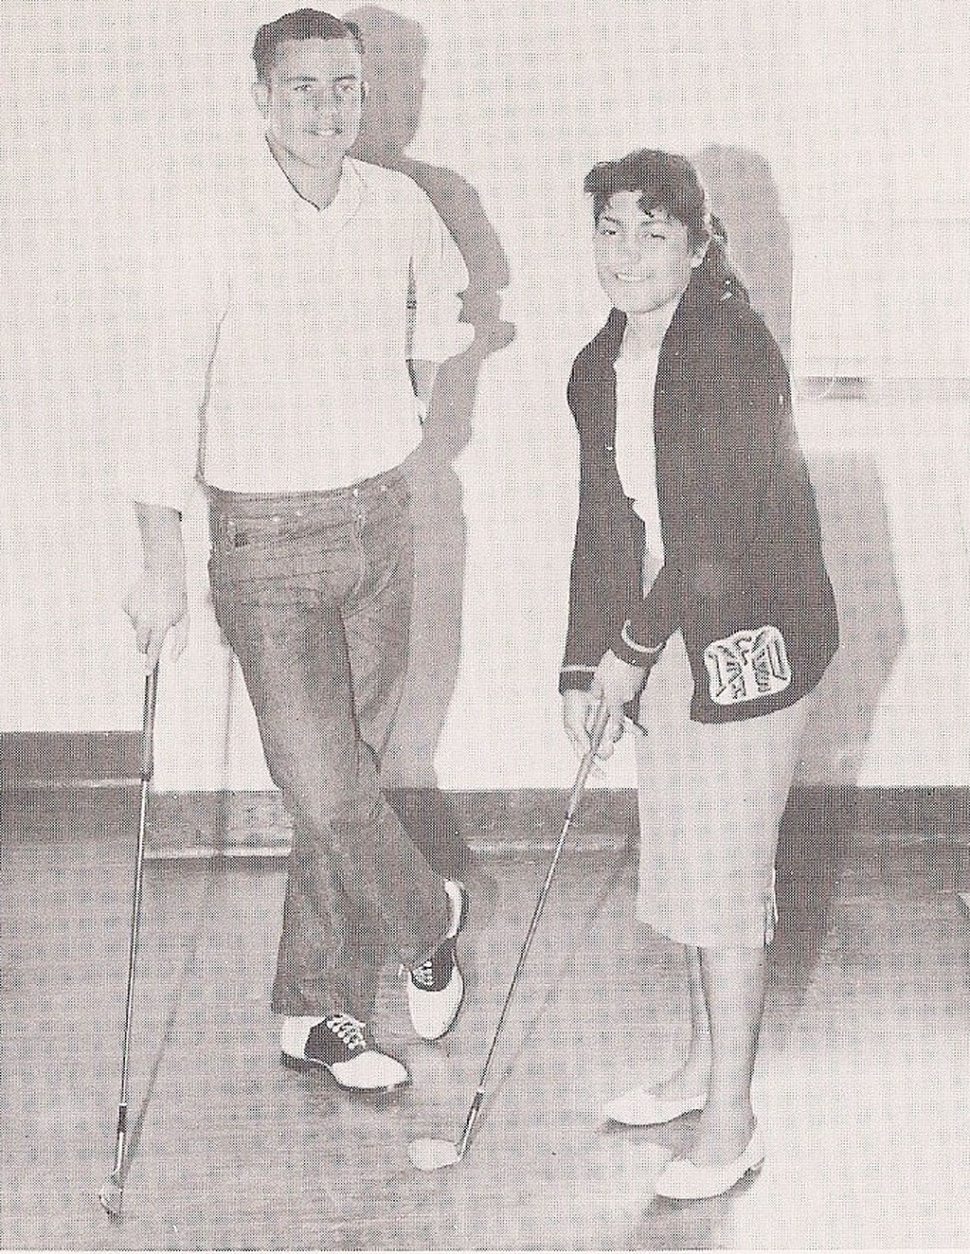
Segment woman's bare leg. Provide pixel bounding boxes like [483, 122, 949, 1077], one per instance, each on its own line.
[651, 944, 711, 1100]
[684, 943, 765, 1165]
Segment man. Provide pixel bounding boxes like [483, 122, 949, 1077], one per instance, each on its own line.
[126, 9, 474, 1093]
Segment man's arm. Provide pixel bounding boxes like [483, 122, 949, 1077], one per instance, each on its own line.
[408, 186, 474, 377]
[125, 503, 189, 673]
[124, 202, 224, 669]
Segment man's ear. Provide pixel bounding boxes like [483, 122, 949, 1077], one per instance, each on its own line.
[252, 80, 270, 116]
[690, 239, 710, 269]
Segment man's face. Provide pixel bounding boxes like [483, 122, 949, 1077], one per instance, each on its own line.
[253, 36, 363, 168]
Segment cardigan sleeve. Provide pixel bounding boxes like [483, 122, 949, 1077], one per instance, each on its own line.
[611, 311, 791, 666]
[560, 446, 609, 691]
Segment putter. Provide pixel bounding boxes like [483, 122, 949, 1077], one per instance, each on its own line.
[99, 663, 159, 1217]
[408, 699, 611, 1172]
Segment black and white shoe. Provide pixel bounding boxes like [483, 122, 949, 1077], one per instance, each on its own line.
[407, 880, 467, 1041]
[280, 1014, 408, 1092]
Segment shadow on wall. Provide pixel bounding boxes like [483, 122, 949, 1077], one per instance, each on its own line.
[692, 151, 907, 1020]
[797, 454, 906, 788]
[694, 148, 906, 776]
[692, 144, 793, 364]
[773, 452, 905, 1008]
[345, 6, 515, 876]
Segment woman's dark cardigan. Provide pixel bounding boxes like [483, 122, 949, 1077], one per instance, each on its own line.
[560, 272, 838, 724]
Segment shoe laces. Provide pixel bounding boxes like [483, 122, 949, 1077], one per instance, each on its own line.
[324, 1013, 368, 1052]
[410, 955, 437, 990]
[408, 936, 456, 990]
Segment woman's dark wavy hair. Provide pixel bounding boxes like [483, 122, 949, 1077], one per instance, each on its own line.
[252, 9, 364, 83]
[584, 149, 748, 304]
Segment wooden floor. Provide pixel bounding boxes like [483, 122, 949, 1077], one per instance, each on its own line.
[2, 789, 968, 1250]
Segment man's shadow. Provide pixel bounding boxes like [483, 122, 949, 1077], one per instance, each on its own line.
[346, 6, 515, 885]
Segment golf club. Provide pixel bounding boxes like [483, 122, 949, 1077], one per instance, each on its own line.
[99, 663, 159, 1217]
[408, 699, 611, 1172]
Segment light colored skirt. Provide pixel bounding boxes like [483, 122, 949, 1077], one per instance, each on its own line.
[634, 631, 807, 949]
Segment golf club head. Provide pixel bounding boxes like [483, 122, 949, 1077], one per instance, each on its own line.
[98, 1177, 124, 1217]
[407, 1137, 463, 1172]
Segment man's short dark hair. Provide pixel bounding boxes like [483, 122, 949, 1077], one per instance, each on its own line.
[252, 9, 364, 83]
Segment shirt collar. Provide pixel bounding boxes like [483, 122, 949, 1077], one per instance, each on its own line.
[251, 138, 365, 228]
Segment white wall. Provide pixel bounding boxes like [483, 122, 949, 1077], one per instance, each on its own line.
[3, 0, 968, 788]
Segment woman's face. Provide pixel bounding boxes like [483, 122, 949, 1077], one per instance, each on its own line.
[594, 191, 704, 316]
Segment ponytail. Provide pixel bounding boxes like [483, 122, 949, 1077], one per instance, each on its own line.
[699, 214, 749, 305]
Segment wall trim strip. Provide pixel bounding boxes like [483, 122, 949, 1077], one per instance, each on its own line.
[4, 733, 968, 854]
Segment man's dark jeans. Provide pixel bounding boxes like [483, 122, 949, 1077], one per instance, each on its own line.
[208, 468, 448, 1020]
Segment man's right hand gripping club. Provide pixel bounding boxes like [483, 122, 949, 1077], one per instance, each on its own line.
[125, 503, 190, 673]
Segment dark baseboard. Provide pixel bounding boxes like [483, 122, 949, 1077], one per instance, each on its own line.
[139, 787, 642, 857]
[2, 732, 139, 787]
[142, 785, 970, 858]
[3, 732, 968, 855]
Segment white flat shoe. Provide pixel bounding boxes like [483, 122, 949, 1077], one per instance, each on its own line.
[654, 1125, 765, 1200]
[603, 1085, 706, 1126]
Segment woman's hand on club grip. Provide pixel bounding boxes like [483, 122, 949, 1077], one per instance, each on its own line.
[589, 649, 647, 759]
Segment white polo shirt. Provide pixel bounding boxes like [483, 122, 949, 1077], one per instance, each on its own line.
[132, 145, 472, 511]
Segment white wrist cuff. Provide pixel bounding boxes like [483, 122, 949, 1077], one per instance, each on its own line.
[620, 621, 665, 656]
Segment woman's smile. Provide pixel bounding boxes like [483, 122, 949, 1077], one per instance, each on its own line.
[594, 192, 702, 316]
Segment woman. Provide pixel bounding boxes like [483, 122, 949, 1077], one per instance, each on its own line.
[560, 150, 838, 1200]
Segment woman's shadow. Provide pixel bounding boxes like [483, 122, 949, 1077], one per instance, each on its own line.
[346, 6, 515, 890]
[624, 145, 906, 1249]
[691, 143, 906, 1014]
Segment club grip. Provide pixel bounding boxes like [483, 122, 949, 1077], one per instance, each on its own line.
[565, 699, 610, 819]
[587, 699, 611, 756]
[140, 665, 159, 782]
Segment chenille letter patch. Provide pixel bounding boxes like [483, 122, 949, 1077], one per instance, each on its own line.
[703, 625, 792, 705]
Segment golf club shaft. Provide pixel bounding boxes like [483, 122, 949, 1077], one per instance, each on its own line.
[455, 699, 611, 1156]
[109, 664, 158, 1180]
